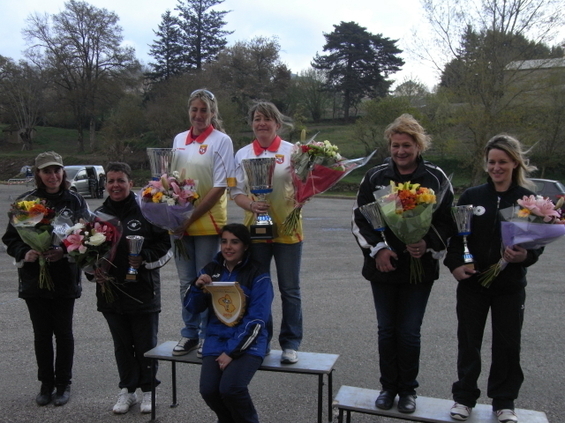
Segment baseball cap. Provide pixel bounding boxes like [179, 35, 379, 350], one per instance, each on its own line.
[35, 151, 64, 169]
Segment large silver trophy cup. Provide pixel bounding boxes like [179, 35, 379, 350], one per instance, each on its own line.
[359, 201, 392, 250]
[242, 157, 276, 240]
[125, 235, 144, 281]
[452, 205, 475, 269]
[147, 148, 176, 180]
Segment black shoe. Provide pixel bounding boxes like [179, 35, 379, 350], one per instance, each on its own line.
[53, 385, 71, 406]
[36, 384, 54, 406]
[375, 390, 396, 410]
[398, 394, 417, 413]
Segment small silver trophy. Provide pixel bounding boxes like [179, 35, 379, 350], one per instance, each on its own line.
[242, 157, 276, 240]
[359, 201, 392, 249]
[125, 235, 144, 281]
[452, 205, 475, 269]
[147, 148, 176, 180]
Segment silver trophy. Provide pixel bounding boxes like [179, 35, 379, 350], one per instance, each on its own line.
[242, 157, 276, 239]
[452, 205, 475, 269]
[147, 148, 176, 180]
[359, 201, 392, 249]
[125, 235, 144, 281]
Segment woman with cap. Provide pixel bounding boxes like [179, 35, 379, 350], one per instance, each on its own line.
[2, 151, 89, 407]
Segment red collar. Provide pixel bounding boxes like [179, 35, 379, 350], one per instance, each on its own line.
[186, 125, 214, 145]
[252, 136, 281, 156]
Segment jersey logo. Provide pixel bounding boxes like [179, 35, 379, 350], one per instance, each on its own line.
[199, 145, 208, 155]
[127, 219, 142, 231]
[275, 154, 284, 164]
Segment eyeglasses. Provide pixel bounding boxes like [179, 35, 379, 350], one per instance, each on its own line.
[190, 89, 215, 101]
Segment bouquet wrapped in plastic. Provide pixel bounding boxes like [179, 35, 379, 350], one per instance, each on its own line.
[56, 211, 122, 301]
[280, 137, 375, 235]
[8, 196, 57, 290]
[139, 170, 198, 259]
[479, 195, 565, 287]
[374, 181, 439, 283]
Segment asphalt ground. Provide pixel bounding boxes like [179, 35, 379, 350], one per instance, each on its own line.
[0, 183, 563, 423]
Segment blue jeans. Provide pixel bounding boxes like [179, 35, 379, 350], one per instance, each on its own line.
[173, 235, 219, 339]
[370, 280, 433, 395]
[200, 354, 263, 423]
[251, 242, 303, 350]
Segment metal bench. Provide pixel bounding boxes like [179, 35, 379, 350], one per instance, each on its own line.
[144, 340, 339, 422]
[333, 385, 549, 423]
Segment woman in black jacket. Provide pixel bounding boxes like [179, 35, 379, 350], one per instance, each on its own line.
[94, 162, 172, 415]
[2, 151, 88, 407]
[444, 135, 543, 423]
[352, 115, 454, 414]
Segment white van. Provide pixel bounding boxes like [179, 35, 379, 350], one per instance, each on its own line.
[64, 165, 105, 198]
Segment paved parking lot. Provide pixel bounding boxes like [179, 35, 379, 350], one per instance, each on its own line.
[1, 183, 563, 422]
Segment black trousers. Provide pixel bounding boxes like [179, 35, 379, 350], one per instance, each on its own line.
[25, 297, 76, 388]
[102, 311, 160, 392]
[452, 282, 525, 411]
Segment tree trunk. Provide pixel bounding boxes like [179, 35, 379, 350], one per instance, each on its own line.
[89, 117, 96, 151]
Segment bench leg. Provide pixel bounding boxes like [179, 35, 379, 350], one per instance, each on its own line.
[170, 361, 178, 408]
[328, 371, 333, 422]
[318, 374, 323, 423]
[150, 358, 156, 421]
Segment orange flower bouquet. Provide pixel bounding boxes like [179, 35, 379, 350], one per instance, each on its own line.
[375, 181, 437, 283]
[8, 196, 57, 290]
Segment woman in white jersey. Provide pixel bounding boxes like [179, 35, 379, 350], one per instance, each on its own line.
[170, 89, 235, 357]
[231, 101, 303, 364]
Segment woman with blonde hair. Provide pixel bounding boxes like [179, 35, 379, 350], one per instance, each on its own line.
[170, 89, 236, 357]
[445, 134, 542, 423]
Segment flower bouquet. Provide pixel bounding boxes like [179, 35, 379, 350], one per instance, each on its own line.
[374, 181, 437, 283]
[57, 212, 122, 302]
[8, 196, 57, 290]
[139, 170, 198, 259]
[280, 137, 376, 235]
[479, 195, 565, 287]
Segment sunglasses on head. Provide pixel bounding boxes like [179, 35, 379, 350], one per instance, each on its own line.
[190, 89, 215, 100]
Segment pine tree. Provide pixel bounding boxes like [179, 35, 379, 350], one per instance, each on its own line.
[312, 21, 404, 120]
[148, 10, 186, 81]
[175, 0, 233, 70]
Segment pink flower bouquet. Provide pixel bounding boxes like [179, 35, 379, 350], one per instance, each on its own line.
[479, 195, 565, 287]
[57, 212, 123, 301]
[139, 170, 198, 259]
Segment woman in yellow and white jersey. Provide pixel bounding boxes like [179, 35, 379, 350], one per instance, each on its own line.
[170, 89, 236, 357]
[231, 101, 303, 364]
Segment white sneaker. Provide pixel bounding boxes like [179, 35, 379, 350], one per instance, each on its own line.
[496, 409, 518, 423]
[196, 339, 205, 358]
[172, 337, 198, 356]
[281, 349, 298, 364]
[140, 391, 152, 414]
[112, 388, 137, 414]
[450, 403, 472, 421]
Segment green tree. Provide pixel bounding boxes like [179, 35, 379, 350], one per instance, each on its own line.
[0, 57, 48, 150]
[206, 36, 291, 115]
[422, 0, 565, 183]
[312, 21, 404, 121]
[287, 68, 332, 122]
[23, 0, 140, 152]
[175, 0, 232, 70]
[148, 10, 186, 81]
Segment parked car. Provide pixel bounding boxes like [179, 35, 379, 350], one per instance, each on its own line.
[530, 178, 565, 207]
[64, 165, 105, 198]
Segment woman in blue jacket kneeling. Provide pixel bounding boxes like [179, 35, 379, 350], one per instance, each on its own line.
[184, 223, 273, 423]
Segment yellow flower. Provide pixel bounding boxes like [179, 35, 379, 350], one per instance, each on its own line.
[517, 208, 531, 218]
[152, 192, 164, 203]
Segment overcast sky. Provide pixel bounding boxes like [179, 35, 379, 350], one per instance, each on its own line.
[0, 0, 441, 89]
